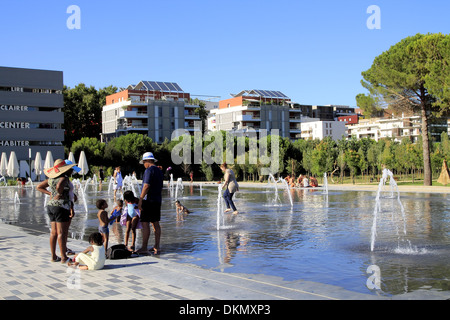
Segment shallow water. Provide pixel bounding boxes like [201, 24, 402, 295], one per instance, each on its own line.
[1, 182, 449, 296]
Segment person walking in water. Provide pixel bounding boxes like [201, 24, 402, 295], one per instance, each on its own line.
[220, 162, 239, 214]
[113, 166, 123, 201]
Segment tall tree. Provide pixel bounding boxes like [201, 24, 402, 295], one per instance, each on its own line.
[63, 84, 117, 148]
[359, 33, 450, 185]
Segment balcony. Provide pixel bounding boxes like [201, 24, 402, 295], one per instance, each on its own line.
[289, 116, 302, 122]
[235, 114, 261, 122]
[118, 110, 148, 118]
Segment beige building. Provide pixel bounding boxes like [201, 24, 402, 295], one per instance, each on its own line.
[101, 81, 200, 143]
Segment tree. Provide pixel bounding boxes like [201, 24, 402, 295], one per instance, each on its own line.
[355, 93, 382, 118]
[70, 137, 105, 166]
[359, 33, 450, 185]
[104, 133, 155, 174]
[63, 84, 117, 148]
[192, 99, 209, 134]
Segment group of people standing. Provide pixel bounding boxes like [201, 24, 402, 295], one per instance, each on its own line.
[36, 152, 163, 270]
[35, 151, 241, 270]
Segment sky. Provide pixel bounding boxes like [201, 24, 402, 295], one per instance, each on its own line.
[1, 0, 449, 107]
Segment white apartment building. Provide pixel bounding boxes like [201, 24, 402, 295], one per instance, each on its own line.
[347, 116, 422, 142]
[300, 118, 347, 140]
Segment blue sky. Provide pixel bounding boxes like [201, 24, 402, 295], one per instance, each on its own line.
[1, 0, 449, 106]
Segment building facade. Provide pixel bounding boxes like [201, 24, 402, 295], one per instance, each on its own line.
[346, 114, 448, 142]
[208, 90, 353, 141]
[101, 81, 201, 143]
[300, 118, 347, 140]
[0, 66, 64, 163]
[209, 90, 293, 138]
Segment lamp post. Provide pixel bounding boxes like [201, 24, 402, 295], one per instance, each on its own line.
[28, 148, 31, 181]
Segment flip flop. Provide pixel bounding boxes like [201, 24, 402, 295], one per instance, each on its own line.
[150, 247, 161, 255]
[61, 256, 71, 264]
[51, 256, 61, 262]
[66, 248, 76, 255]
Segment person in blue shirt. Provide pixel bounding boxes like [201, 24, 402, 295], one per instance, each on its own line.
[137, 152, 163, 255]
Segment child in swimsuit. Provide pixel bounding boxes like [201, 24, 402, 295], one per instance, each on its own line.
[175, 200, 191, 221]
[96, 199, 116, 252]
[120, 191, 141, 252]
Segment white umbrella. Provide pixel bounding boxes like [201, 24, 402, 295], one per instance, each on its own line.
[78, 151, 89, 179]
[43, 151, 54, 171]
[34, 152, 43, 181]
[0, 152, 7, 185]
[0, 152, 7, 176]
[7, 151, 19, 178]
[68, 151, 76, 164]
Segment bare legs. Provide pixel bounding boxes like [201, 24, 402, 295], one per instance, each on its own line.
[49, 221, 69, 262]
[137, 221, 160, 254]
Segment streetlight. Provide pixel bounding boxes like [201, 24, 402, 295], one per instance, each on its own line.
[28, 148, 31, 180]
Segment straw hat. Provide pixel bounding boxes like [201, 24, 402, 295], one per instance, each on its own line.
[44, 159, 79, 179]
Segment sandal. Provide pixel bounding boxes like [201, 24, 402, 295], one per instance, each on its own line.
[61, 257, 70, 264]
[51, 256, 61, 262]
[66, 248, 76, 255]
[150, 247, 161, 255]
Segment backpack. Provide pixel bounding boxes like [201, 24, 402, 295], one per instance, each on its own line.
[106, 244, 132, 260]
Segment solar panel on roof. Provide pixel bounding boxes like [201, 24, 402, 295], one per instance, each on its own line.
[262, 90, 273, 97]
[276, 91, 289, 98]
[173, 83, 183, 92]
[147, 81, 159, 90]
[134, 81, 184, 92]
[165, 82, 177, 91]
[157, 82, 170, 91]
[253, 89, 264, 97]
[140, 82, 148, 90]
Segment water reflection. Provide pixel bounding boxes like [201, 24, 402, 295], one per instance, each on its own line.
[1, 183, 449, 296]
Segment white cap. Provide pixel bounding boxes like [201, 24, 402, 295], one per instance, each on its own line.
[140, 152, 157, 164]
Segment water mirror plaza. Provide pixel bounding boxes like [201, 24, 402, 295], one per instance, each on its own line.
[1, 177, 449, 299]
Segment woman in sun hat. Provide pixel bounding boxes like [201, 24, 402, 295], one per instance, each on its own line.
[36, 159, 81, 263]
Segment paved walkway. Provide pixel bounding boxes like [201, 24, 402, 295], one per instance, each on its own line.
[0, 223, 381, 301]
[1, 223, 449, 302]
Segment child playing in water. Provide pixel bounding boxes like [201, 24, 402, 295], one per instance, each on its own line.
[96, 199, 118, 251]
[68, 232, 106, 270]
[109, 199, 123, 244]
[110, 199, 123, 225]
[120, 191, 141, 252]
[175, 200, 190, 221]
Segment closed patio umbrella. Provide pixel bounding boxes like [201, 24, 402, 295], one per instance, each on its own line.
[0, 152, 7, 185]
[78, 151, 89, 179]
[7, 151, 19, 178]
[34, 152, 43, 181]
[68, 151, 76, 164]
[43, 151, 54, 172]
[0, 152, 7, 176]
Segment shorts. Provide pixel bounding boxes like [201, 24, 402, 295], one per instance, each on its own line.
[47, 206, 71, 223]
[98, 225, 109, 234]
[140, 200, 161, 223]
[113, 183, 122, 190]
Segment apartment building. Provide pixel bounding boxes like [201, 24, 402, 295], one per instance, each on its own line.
[101, 81, 200, 143]
[0, 66, 64, 162]
[209, 89, 292, 137]
[347, 114, 448, 142]
[300, 118, 347, 140]
[208, 89, 354, 141]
